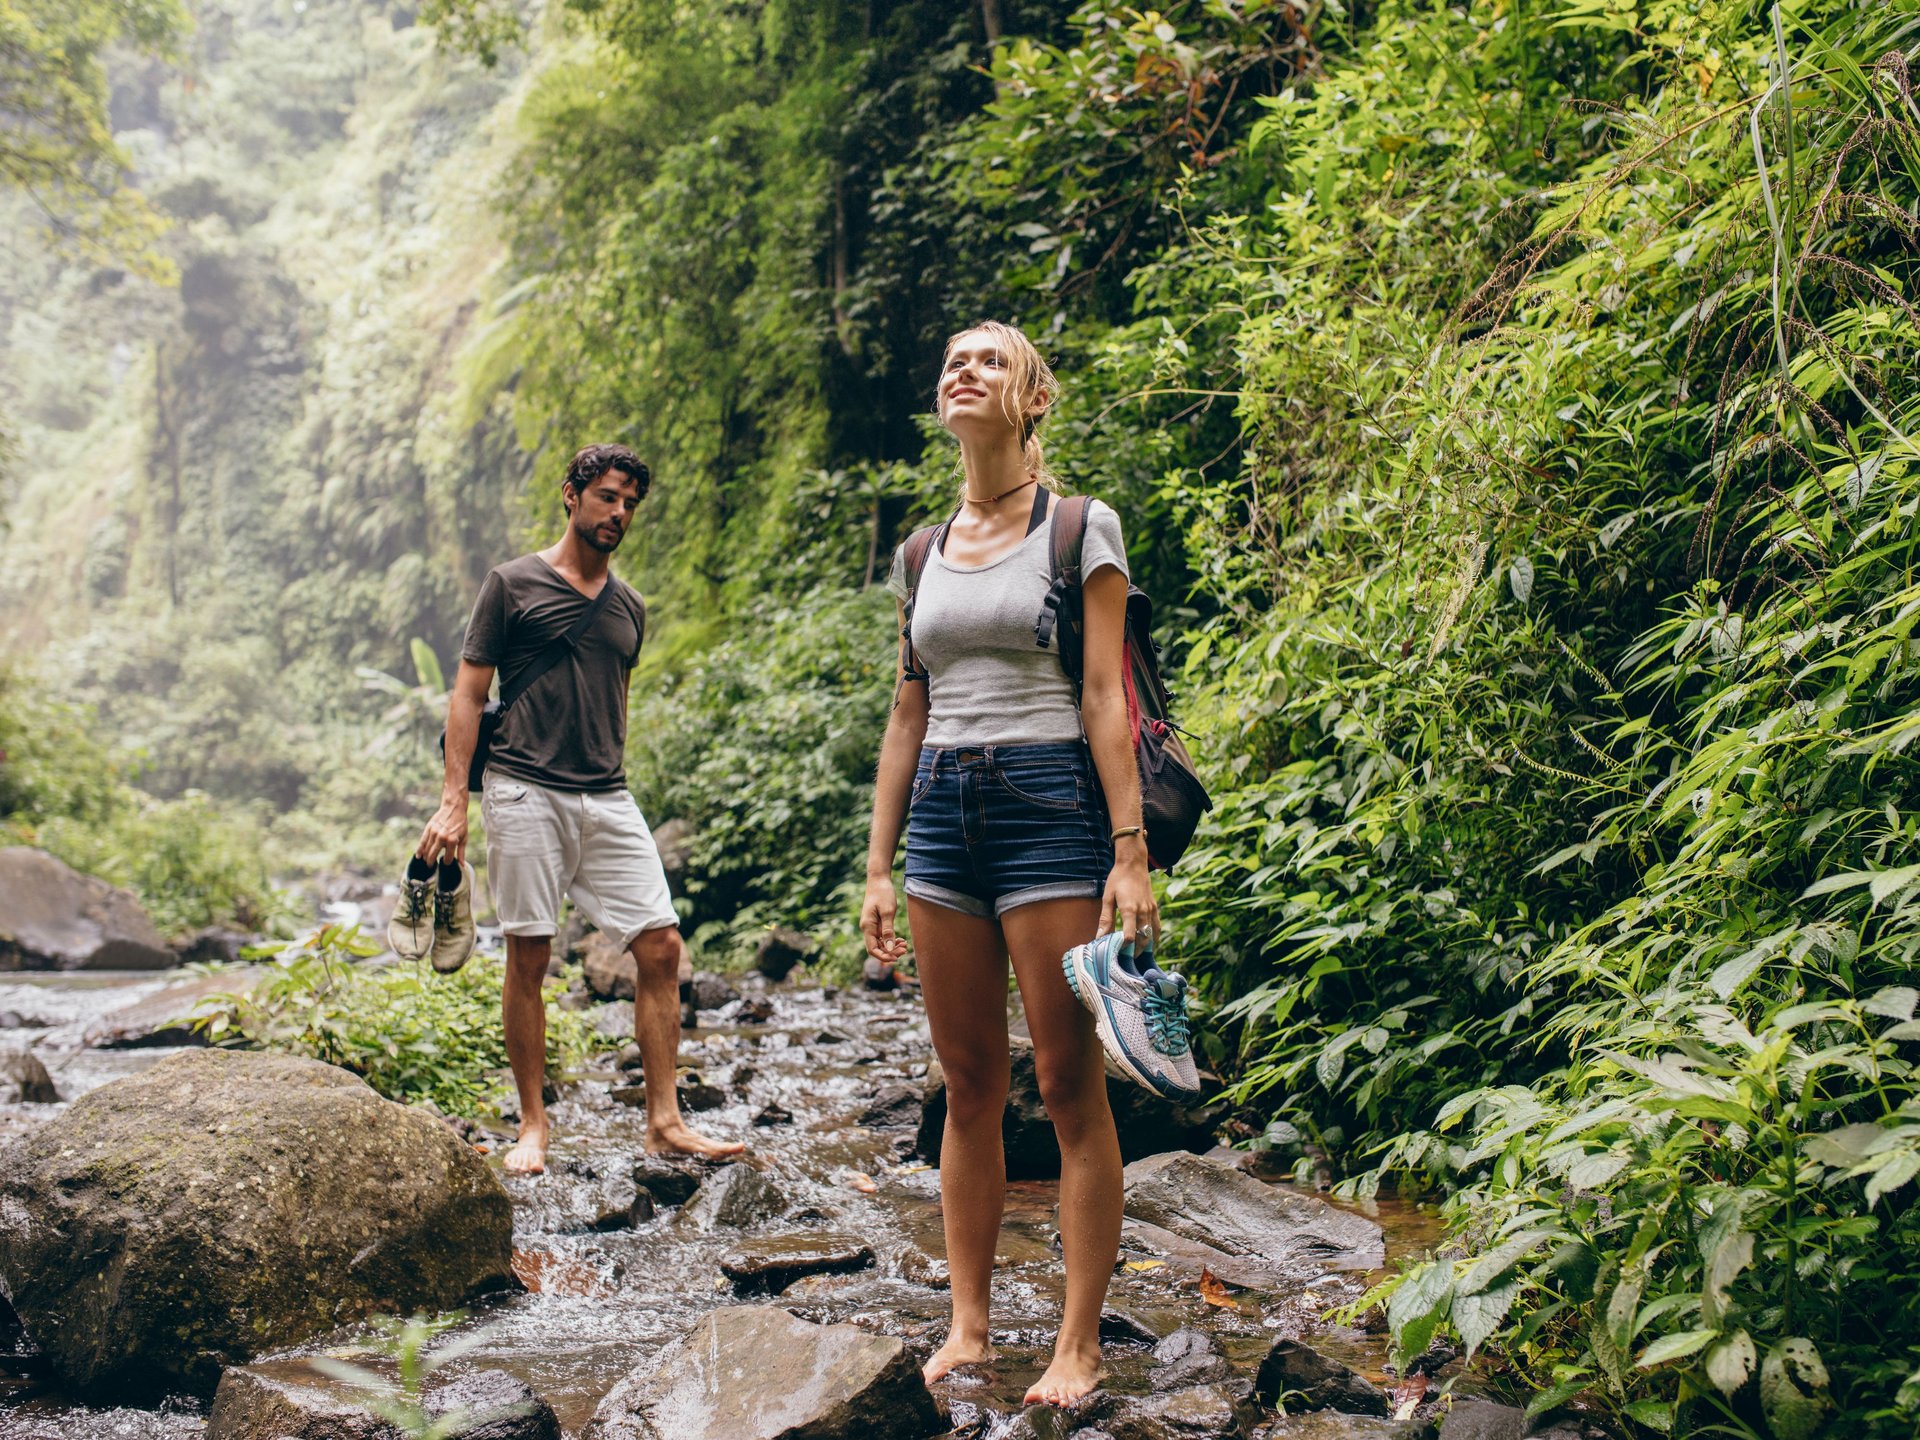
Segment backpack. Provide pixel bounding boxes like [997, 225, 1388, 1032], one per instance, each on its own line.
[897, 490, 1213, 870]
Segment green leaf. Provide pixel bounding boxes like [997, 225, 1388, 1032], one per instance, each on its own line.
[1624, 1398, 1675, 1431]
[1865, 987, 1919, 1021]
[1760, 1339, 1830, 1440]
[1706, 1329, 1758, 1396]
[1509, 556, 1535, 604]
[1453, 1278, 1520, 1360]
[1865, 1151, 1920, 1207]
[1638, 1329, 1718, 1367]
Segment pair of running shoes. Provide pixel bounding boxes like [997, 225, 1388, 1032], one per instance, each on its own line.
[1061, 929, 1203, 1102]
[387, 857, 478, 972]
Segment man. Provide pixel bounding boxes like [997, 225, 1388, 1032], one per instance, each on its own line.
[414, 443, 743, 1174]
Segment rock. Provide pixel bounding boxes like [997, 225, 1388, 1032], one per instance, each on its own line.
[858, 1083, 922, 1128]
[85, 969, 260, 1049]
[631, 1155, 705, 1208]
[719, 1234, 876, 1294]
[583, 1305, 942, 1440]
[754, 927, 815, 981]
[731, 1063, 758, 1092]
[1436, 1399, 1529, 1440]
[816, 1029, 849, 1045]
[862, 957, 899, 991]
[651, 818, 692, 891]
[1075, 1381, 1262, 1440]
[753, 1100, 793, 1127]
[627, 1190, 657, 1225]
[591, 1002, 635, 1039]
[0, 1049, 515, 1397]
[1254, 1340, 1389, 1416]
[611, 1084, 648, 1108]
[1264, 1417, 1434, 1440]
[679, 1076, 728, 1112]
[1150, 1328, 1236, 1390]
[688, 972, 741, 1012]
[676, 1162, 787, 1231]
[733, 997, 775, 1024]
[681, 1002, 699, 1029]
[916, 1037, 1221, 1180]
[0, 847, 176, 971]
[207, 1356, 559, 1439]
[581, 932, 637, 1001]
[0, 1051, 56, 1103]
[172, 926, 250, 965]
[617, 1043, 645, 1072]
[1100, 1309, 1162, 1346]
[590, 1174, 644, 1232]
[1121, 1152, 1384, 1285]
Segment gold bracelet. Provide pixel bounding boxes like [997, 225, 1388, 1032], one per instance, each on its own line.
[1111, 825, 1144, 842]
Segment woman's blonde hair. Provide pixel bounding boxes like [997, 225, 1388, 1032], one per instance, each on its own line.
[939, 320, 1059, 488]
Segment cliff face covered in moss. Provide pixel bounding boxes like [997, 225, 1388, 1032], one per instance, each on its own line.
[0, 0, 531, 853]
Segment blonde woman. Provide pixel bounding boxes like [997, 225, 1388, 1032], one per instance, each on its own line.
[861, 321, 1156, 1405]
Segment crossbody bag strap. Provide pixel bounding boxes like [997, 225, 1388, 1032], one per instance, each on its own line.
[499, 572, 620, 713]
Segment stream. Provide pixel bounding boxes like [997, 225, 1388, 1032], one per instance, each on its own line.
[0, 963, 1443, 1439]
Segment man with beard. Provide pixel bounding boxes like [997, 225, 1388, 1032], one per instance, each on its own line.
[414, 443, 743, 1173]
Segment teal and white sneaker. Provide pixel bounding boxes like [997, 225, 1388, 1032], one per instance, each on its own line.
[1062, 931, 1202, 1102]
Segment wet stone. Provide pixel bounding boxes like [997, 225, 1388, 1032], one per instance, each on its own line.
[753, 1100, 794, 1127]
[733, 996, 776, 1024]
[719, 1233, 876, 1294]
[688, 972, 742, 1012]
[583, 1304, 942, 1440]
[1435, 1399, 1529, 1440]
[1265, 1417, 1436, 1440]
[631, 1155, 704, 1207]
[1100, 1308, 1163, 1346]
[207, 1356, 559, 1439]
[679, 1076, 728, 1112]
[0, 1050, 56, 1103]
[676, 1162, 787, 1231]
[862, 957, 900, 991]
[617, 1043, 644, 1071]
[858, 1083, 922, 1128]
[1076, 1381, 1262, 1440]
[1150, 1327, 1236, 1390]
[816, 1029, 849, 1045]
[755, 927, 815, 981]
[1255, 1339, 1389, 1416]
[611, 1084, 647, 1108]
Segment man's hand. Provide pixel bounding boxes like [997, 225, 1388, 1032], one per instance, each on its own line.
[417, 794, 469, 864]
[1096, 836, 1158, 953]
[860, 876, 911, 964]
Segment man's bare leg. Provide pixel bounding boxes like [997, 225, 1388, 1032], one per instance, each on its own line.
[501, 934, 554, 1174]
[631, 925, 743, 1159]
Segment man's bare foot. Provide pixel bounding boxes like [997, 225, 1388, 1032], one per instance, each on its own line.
[502, 1124, 547, 1175]
[923, 1334, 994, 1385]
[1023, 1341, 1101, 1406]
[645, 1119, 744, 1159]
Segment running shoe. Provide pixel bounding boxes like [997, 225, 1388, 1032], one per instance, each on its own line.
[429, 860, 478, 974]
[388, 857, 435, 960]
[1062, 931, 1202, 1101]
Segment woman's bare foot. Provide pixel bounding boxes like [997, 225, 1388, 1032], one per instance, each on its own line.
[1024, 1339, 1101, 1406]
[645, 1119, 744, 1158]
[502, 1121, 547, 1175]
[922, 1333, 994, 1385]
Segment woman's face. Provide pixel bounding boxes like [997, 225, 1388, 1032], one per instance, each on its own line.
[937, 330, 1026, 439]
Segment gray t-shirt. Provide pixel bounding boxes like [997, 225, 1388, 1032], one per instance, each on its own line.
[888, 499, 1128, 747]
[461, 554, 648, 792]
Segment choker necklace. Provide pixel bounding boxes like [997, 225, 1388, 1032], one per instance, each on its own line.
[963, 476, 1039, 507]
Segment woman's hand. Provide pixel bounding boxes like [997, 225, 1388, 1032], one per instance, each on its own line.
[861, 875, 911, 964]
[1098, 836, 1159, 952]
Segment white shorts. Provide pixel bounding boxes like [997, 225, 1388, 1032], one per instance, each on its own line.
[481, 772, 680, 945]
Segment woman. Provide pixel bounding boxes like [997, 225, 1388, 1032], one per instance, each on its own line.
[860, 320, 1156, 1406]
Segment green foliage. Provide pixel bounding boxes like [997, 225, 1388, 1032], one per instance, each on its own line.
[199, 925, 596, 1116]
[628, 582, 896, 968]
[0, 0, 184, 277]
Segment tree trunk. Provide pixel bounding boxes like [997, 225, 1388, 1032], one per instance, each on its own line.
[980, 0, 1002, 44]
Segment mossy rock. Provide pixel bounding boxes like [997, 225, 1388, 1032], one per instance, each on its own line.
[0, 1049, 514, 1399]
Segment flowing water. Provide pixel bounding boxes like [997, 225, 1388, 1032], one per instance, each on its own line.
[0, 968, 1442, 1438]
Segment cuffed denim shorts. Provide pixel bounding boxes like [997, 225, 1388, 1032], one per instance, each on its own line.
[903, 741, 1114, 919]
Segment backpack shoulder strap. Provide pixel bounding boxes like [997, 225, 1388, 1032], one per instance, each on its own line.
[1035, 495, 1094, 651]
[499, 571, 620, 712]
[897, 510, 958, 685]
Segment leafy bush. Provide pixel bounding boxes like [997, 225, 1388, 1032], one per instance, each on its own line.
[198, 926, 597, 1115]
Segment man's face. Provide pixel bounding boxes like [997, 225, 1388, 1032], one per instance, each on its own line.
[567, 468, 644, 554]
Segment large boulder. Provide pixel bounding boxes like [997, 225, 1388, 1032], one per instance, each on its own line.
[754, 927, 815, 981]
[0, 1049, 515, 1398]
[0, 1050, 57, 1103]
[1121, 1152, 1384, 1286]
[915, 1037, 1221, 1179]
[584, 1305, 943, 1440]
[207, 1356, 559, 1439]
[0, 847, 175, 971]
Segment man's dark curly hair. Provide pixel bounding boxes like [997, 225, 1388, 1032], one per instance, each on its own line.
[563, 443, 651, 503]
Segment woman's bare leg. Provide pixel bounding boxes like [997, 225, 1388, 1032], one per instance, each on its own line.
[910, 896, 1011, 1384]
[1001, 897, 1117, 1406]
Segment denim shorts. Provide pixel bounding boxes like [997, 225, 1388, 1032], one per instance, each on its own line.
[904, 741, 1114, 919]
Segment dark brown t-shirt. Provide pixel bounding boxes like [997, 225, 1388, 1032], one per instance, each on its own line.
[460, 554, 648, 792]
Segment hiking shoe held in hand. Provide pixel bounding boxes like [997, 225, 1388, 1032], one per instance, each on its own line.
[430, 860, 478, 974]
[1062, 931, 1202, 1102]
[388, 857, 435, 960]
